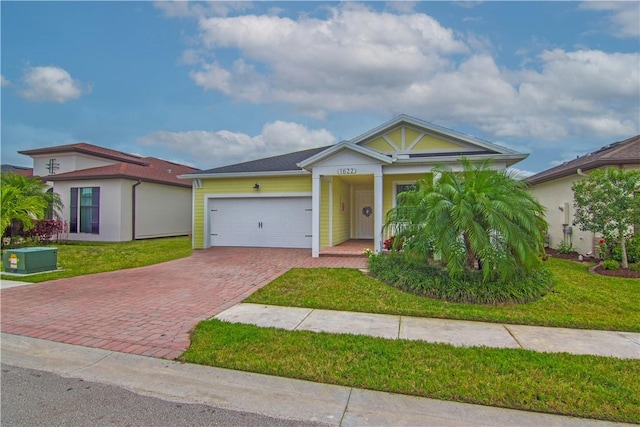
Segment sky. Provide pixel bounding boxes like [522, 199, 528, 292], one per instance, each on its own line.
[1, 1, 639, 176]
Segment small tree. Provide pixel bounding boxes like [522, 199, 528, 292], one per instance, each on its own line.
[0, 173, 63, 239]
[385, 158, 548, 282]
[572, 168, 640, 268]
[1, 185, 48, 234]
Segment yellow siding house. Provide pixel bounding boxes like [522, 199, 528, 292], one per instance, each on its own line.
[181, 115, 527, 257]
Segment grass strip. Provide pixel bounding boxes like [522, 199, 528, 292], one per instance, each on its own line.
[1, 236, 192, 283]
[182, 320, 640, 423]
[245, 258, 640, 332]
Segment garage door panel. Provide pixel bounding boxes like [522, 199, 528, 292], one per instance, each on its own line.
[210, 197, 311, 248]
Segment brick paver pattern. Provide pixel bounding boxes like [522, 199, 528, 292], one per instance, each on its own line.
[1, 247, 366, 360]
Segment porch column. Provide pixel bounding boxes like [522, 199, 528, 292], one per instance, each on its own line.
[312, 174, 321, 258]
[374, 171, 383, 253]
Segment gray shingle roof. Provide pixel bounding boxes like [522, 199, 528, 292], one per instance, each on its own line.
[526, 135, 640, 185]
[185, 115, 529, 177]
[194, 146, 331, 175]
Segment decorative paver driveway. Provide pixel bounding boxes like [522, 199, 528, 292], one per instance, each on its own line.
[0, 247, 366, 360]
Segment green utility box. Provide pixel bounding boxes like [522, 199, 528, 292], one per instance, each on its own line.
[3, 247, 58, 274]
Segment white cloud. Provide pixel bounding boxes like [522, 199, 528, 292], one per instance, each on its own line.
[19, 66, 89, 103]
[136, 121, 336, 168]
[1, 75, 10, 87]
[160, 3, 639, 142]
[386, 1, 418, 14]
[507, 168, 536, 179]
[154, 1, 253, 18]
[453, 2, 485, 9]
[580, 1, 640, 38]
[186, 3, 467, 116]
[180, 49, 201, 65]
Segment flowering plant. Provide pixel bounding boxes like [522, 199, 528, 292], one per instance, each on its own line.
[362, 248, 374, 258]
[383, 236, 403, 250]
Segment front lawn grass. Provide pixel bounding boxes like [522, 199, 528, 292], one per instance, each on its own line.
[183, 320, 640, 423]
[246, 258, 640, 332]
[0, 236, 192, 283]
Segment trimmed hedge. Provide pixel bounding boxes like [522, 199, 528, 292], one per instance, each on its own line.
[368, 253, 553, 305]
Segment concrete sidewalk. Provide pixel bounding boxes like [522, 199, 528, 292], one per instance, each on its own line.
[1, 333, 629, 427]
[1, 279, 35, 289]
[216, 303, 640, 359]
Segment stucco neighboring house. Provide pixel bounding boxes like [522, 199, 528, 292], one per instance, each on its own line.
[1, 164, 33, 177]
[180, 114, 528, 257]
[18, 143, 199, 242]
[526, 135, 640, 256]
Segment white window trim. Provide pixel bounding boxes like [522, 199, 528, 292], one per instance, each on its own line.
[392, 180, 416, 208]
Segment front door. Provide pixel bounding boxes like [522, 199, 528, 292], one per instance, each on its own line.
[355, 190, 374, 239]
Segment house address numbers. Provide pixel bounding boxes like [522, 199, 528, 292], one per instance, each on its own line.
[337, 167, 357, 175]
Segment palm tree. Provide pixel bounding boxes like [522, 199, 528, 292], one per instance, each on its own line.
[1, 185, 49, 233]
[1, 173, 63, 237]
[385, 158, 547, 282]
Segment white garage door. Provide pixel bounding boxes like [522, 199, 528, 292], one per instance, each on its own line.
[209, 197, 312, 248]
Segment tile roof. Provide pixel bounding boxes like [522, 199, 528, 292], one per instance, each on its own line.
[192, 146, 331, 175]
[18, 142, 149, 166]
[1, 164, 34, 177]
[526, 135, 640, 185]
[19, 143, 199, 187]
[42, 157, 199, 187]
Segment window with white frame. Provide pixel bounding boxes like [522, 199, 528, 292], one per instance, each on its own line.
[394, 183, 416, 206]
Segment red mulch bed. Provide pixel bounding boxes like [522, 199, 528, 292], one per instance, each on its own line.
[545, 248, 598, 263]
[545, 248, 640, 279]
[592, 266, 640, 279]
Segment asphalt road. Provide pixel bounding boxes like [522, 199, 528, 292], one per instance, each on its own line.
[1, 363, 329, 427]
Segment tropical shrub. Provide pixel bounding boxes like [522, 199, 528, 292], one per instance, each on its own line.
[599, 234, 640, 264]
[384, 158, 548, 283]
[602, 259, 620, 271]
[1, 173, 63, 239]
[556, 241, 575, 254]
[368, 253, 552, 304]
[22, 219, 67, 242]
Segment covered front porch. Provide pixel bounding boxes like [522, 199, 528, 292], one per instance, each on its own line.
[298, 142, 392, 258]
[320, 239, 374, 257]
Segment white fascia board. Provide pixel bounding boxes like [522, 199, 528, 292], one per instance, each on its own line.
[349, 114, 522, 156]
[392, 153, 528, 167]
[205, 192, 312, 198]
[297, 142, 393, 169]
[178, 170, 310, 180]
[347, 115, 408, 145]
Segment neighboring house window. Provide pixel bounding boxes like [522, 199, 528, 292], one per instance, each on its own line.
[69, 187, 100, 234]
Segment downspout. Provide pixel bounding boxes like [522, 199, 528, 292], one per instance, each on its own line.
[132, 180, 142, 240]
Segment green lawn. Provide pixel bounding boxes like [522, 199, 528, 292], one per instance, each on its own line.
[246, 258, 640, 332]
[183, 320, 640, 423]
[184, 257, 640, 422]
[1, 236, 192, 283]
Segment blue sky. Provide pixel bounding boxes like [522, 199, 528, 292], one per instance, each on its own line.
[2, 1, 639, 175]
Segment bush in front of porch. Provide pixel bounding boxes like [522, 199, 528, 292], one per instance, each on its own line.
[367, 252, 552, 304]
[381, 158, 549, 303]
